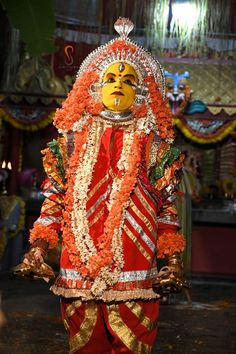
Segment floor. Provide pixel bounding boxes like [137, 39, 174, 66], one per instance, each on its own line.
[0, 272, 236, 354]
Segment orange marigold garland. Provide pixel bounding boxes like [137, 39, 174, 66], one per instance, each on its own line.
[29, 223, 59, 250]
[62, 122, 144, 280]
[157, 231, 185, 259]
[53, 71, 103, 131]
[145, 76, 175, 141]
[88, 131, 144, 278]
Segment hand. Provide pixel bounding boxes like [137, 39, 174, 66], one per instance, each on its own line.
[13, 241, 54, 281]
[153, 253, 190, 296]
[23, 246, 45, 269]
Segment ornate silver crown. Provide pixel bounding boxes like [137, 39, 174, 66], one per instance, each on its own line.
[76, 17, 165, 98]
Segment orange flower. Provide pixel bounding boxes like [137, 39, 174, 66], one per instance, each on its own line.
[60, 122, 91, 277]
[29, 223, 59, 249]
[145, 75, 175, 141]
[157, 231, 185, 258]
[53, 72, 102, 131]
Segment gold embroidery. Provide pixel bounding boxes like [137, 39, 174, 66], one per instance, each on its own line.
[69, 302, 97, 353]
[130, 200, 156, 237]
[125, 302, 158, 331]
[108, 304, 152, 354]
[65, 299, 82, 318]
[88, 207, 105, 227]
[123, 224, 151, 261]
[88, 174, 109, 199]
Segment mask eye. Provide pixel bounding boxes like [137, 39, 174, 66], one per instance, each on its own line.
[105, 77, 115, 84]
[123, 79, 133, 85]
[124, 79, 137, 87]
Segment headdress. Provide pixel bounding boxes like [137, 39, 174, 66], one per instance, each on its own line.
[76, 17, 165, 96]
[54, 18, 174, 143]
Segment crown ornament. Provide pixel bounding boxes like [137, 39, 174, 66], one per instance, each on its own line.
[76, 18, 165, 98]
[114, 17, 134, 38]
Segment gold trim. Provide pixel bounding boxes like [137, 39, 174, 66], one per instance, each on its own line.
[69, 302, 97, 353]
[65, 299, 82, 318]
[63, 319, 70, 331]
[108, 304, 152, 354]
[135, 186, 157, 225]
[0, 107, 54, 131]
[88, 207, 105, 228]
[130, 200, 156, 237]
[125, 302, 158, 331]
[41, 200, 62, 215]
[123, 224, 152, 261]
[50, 285, 161, 301]
[173, 117, 236, 144]
[88, 173, 109, 199]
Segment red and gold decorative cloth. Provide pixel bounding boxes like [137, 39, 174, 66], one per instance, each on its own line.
[29, 115, 185, 301]
[61, 298, 159, 354]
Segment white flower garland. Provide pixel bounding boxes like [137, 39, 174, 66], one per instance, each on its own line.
[71, 120, 104, 263]
[71, 115, 148, 296]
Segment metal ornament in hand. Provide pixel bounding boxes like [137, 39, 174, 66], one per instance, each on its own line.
[153, 253, 190, 296]
[13, 247, 55, 282]
[153, 266, 188, 296]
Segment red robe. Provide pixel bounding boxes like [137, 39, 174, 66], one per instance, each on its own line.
[30, 118, 183, 302]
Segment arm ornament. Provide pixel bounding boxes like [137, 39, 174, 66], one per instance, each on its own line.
[154, 252, 190, 295]
[42, 137, 66, 191]
[29, 223, 59, 250]
[157, 230, 185, 259]
[150, 146, 182, 185]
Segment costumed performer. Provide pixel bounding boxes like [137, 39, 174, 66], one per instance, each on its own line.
[15, 17, 189, 354]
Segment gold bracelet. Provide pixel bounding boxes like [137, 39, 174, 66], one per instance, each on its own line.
[168, 253, 183, 266]
[30, 246, 46, 257]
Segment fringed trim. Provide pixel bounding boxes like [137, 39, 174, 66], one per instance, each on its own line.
[29, 223, 59, 249]
[50, 284, 161, 302]
[0, 107, 54, 131]
[53, 275, 155, 292]
[157, 231, 185, 259]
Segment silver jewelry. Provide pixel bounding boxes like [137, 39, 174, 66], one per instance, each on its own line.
[100, 109, 133, 123]
[76, 18, 165, 99]
[114, 98, 121, 106]
[89, 82, 101, 102]
[118, 63, 125, 72]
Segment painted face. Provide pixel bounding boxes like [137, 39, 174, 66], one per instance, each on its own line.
[101, 62, 138, 111]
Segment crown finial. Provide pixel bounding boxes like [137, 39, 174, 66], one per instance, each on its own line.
[114, 17, 134, 39]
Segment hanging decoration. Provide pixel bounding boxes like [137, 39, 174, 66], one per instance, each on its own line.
[0, 107, 55, 131]
[164, 67, 236, 144]
[173, 116, 236, 144]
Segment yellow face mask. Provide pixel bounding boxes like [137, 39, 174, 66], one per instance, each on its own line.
[101, 62, 138, 111]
